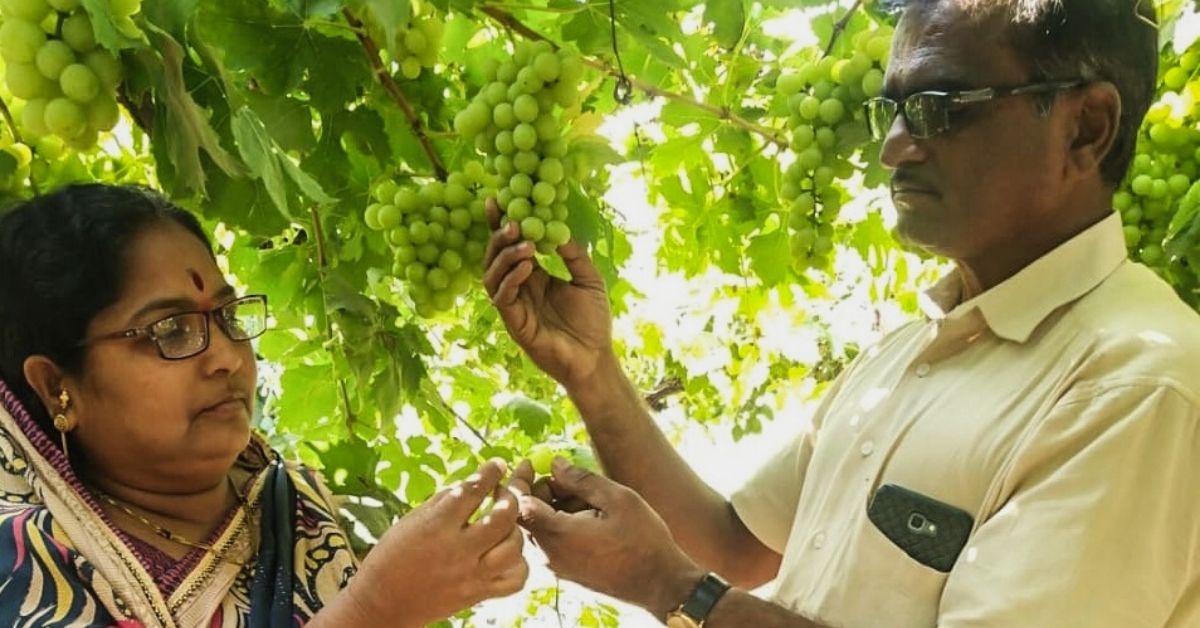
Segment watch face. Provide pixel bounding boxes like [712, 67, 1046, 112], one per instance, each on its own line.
[666, 613, 700, 628]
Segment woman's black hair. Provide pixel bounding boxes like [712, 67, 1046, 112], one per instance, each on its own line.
[0, 183, 212, 440]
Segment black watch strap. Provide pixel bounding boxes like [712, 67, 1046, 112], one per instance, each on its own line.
[679, 573, 731, 622]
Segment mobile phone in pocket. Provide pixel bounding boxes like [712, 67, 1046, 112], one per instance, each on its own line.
[866, 484, 974, 573]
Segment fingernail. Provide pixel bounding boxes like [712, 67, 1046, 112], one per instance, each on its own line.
[552, 456, 569, 472]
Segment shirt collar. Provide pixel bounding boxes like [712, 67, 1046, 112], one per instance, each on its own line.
[919, 212, 1128, 343]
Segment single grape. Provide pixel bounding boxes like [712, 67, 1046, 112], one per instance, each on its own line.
[61, 14, 97, 53]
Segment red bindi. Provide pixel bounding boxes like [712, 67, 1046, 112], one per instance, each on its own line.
[190, 270, 205, 292]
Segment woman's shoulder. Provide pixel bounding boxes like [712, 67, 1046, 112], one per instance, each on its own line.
[0, 504, 114, 625]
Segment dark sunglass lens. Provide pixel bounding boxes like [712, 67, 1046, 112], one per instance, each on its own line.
[905, 94, 949, 139]
[865, 99, 897, 140]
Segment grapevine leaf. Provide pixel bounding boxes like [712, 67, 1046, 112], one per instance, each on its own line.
[231, 107, 292, 220]
[143, 26, 245, 195]
[704, 0, 747, 49]
[81, 0, 147, 51]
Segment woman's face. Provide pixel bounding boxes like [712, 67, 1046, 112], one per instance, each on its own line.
[70, 221, 256, 491]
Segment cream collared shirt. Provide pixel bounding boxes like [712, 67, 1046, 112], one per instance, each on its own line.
[732, 213, 1200, 627]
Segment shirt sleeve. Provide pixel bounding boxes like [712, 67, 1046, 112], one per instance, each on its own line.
[938, 381, 1200, 628]
[730, 369, 853, 554]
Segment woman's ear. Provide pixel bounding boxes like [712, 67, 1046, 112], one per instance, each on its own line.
[23, 355, 67, 416]
[1065, 81, 1122, 182]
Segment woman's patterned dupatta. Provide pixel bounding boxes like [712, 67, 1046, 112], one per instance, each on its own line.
[0, 380, 358, 627]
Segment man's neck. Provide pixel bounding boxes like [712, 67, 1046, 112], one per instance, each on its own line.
[959, 202, 1113, 294]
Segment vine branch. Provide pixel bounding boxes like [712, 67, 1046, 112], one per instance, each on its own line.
[479, 5, 788, 149]
[0, 96, 38, 196]
[824, 0, 866, 57]
[309, 205, 358, 430]
[644, 377, 684, 412]
[343, 8, 449, 180]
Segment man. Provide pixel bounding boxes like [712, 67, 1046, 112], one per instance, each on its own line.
[483, 0, 1200, 626]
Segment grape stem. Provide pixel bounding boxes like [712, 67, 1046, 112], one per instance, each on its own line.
[0, 97, 38, 196]
[823, 0, 866, 57]
[479, 5, 789, 149]
[343, 8, 450, 181]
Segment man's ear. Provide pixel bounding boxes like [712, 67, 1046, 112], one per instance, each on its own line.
[1065, 81, 1122, 182]
[22, 355, 67, 416]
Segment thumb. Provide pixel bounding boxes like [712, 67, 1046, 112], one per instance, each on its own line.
[557, 240, 604, 289]
[546, 456, 610, 508]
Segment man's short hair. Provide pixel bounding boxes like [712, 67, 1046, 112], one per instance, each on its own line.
[896, 0, 1159, 186]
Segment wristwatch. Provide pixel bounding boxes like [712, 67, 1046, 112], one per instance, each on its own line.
[664, 573, 731, 628]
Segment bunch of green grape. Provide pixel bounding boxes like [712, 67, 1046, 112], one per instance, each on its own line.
[452, 40, 584, 254]
[1114, 44, 1200, 272]
[0, 0, 128, 149]
[363, 162, 496, 317]
[775, 25, 892, 273]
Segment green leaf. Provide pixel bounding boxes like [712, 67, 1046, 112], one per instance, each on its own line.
[747, 227, 791, 286]
[81, 0, 147, 51]
[232, 107, 292, 220]
[346, 0, 411, 56]
[281, 157, 337, 205]
[284, 0, 344, 18]
[141, 0, 199, 41]
[143, 26, 244, 195]
[704, 0, 746, 49]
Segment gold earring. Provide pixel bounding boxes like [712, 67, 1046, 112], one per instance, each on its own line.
[53, 390, 72, 460]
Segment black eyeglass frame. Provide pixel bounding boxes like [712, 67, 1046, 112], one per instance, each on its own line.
[81, 294, 269, 361]
[864, 80, 1085, 141]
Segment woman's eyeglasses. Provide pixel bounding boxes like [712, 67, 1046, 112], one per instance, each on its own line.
[864, 80, 1083, 141]
[82, 294, 268, 360]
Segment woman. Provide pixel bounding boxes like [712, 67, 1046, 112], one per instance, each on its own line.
[0, 184, 528, 627]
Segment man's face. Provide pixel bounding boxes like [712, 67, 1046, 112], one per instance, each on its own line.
[879, 3, 1072, 264]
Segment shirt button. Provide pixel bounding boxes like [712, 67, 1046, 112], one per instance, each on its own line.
[915, 363, 931, 377]
[860, 441, 875, 457]
[812, 531, 826, 550]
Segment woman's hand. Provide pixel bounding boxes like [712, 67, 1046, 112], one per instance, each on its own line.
[329, 459, 528, 628]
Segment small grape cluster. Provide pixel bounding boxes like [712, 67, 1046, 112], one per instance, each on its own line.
[0, 120, 30, 193]
[453, 40, 584, 254]
[0, 0, 128, 149]
[388, 10, 442, 81]
[775, 26, 892, 273]
[1115, 45, 1200, 271]
[363, 162, 496, 317]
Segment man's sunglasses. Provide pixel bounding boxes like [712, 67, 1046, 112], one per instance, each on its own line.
[864, 80, 1084, 141]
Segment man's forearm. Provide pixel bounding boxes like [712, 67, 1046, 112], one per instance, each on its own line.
[567, 351, 779, 586]
[703, 589, 828, 628]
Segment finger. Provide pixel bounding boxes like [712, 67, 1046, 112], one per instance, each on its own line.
[550, 494, 593, 514]
[491, 257, 536, 309]
[470, 482, 521, 547]
[482, 240, 535, 300]
[516, 490, 563, 535]
[486, 197, 502, 231]
[483, 213, 521, 276]
[530, 477, 555, 504]
[558, 239, 605, 289]
[488, 558, 530, 597]
[547, 457, 615, 509]
[441, 460, 506, 524]
[479, 525, 524, 574]
[510, 459, 535, 496]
